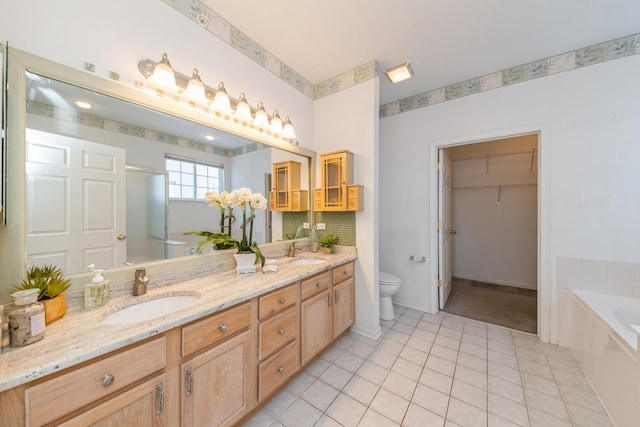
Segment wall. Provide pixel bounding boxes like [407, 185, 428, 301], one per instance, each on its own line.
[0, 0, 314, 294]
[450, 147, 538, 289]
[314, 78, 380, 339]
[380, 54, 640, 343]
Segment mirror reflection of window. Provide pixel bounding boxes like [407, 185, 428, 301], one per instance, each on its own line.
[165, 155, 223, 200]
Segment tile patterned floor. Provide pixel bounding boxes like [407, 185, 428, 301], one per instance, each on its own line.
[243, 306, 614, 427]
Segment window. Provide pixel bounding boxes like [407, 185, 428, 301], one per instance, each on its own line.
[165, 156, 223, 200]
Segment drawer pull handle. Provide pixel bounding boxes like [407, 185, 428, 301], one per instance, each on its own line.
[279, 297, 286, 304]
[315, 282, 321, 287]
[278, 327, 285, 335]
[278, 366, 284, 374]
[102, 373, 115, 387]
[219, 324, 228, 332]
[343, 270, 348, 275]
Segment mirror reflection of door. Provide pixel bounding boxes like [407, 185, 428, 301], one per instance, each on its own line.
[25, 129, 126, 274]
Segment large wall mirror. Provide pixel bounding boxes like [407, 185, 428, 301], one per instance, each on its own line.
[1, 48, 314, 300]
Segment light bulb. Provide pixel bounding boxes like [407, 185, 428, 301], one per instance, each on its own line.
[148, 53, 178, 91]
[184, 69, 206, 104]
[234, 93, 252, 122]
[282, 116, 297, 139]
[212, 82, 232, 114]
[270, 110, 283, 135]
[253, 102, 270, 129]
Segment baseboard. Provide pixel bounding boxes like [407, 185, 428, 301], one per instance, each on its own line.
[350, 323, 382, 341]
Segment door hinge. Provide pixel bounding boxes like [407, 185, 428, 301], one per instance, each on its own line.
[437, 162, 442, 171]
[438, 279, 442, 288]
[438, 221, 442, 230]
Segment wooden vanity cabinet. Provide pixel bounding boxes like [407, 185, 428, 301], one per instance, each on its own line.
[180, 301, 254, 427]
[269, 160, 308, 212]
[314, 150, 363, 211]
[332, 261, 355, 337]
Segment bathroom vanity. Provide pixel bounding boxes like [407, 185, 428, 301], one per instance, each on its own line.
[0, 252, 356, 426]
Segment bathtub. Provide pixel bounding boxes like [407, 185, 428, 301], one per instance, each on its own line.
[570, 291, 640, 427]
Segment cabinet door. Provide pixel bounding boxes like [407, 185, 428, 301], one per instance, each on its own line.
[321, 154, 345, 209]
[333, 278, 355, 338]
[300, 289, 331, 365]
[58, 374, 166, 427]
[182, 330, 252, 427]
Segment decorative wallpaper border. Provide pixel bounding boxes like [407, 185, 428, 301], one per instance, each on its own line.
[380, 33, 640, 118]
[27, 100, 263, 158]
[161, 1, 639, 117]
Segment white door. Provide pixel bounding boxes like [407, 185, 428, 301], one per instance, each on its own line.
[438, 148, 454, 310]
[25, 129, 126, 273]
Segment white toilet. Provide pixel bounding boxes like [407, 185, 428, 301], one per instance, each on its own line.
[379, 272, 402, 321]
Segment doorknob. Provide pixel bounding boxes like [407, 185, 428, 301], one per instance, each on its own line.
[448, 229, 457, 235]
[117, 234, 126, 240]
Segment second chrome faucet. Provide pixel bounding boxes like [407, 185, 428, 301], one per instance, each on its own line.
[288, 242, 302, 257]
[133, 268, 149, 296]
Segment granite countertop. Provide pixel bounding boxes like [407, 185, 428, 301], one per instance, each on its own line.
[0, 251, 356, 392]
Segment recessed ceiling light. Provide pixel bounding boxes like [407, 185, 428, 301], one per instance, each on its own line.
[204, 135, 216, 141]
[72, 99, 94, 109]
[384, 61, 415, 83]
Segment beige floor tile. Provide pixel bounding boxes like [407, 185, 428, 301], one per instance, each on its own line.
[304, 357, 330, 377]
[411, 383, 450, 416]
[319, 345, 343, 362]
[406, 335, 435, 352]
[391, 320, 416, 335]
[381, 371, 417, 400]
[439, 326, 463, 340]
[488, 362, 522, 386]
[324, 392, 367, 427]
[426, 354, 457, 377]
[263, 389, 297, 417]
[435, 334, 462, 351]
[403, 403, 446, 427]
[460, 340, 489, 359]
[345, 339, 375, 359]
[454, 364, 488, 390]
[523, 387, 569, 420]
[333, 351, 365, 373]
[285, 370, 315, 395]
[417, 319, 442, 333]
[369, 388, 410, 424]
[488, 413, 522, 427]
[462, 333, 488, 347]
[420, 367, 454, 395]
[300, 379, 340, 412]
[242, 408, 276, 427]
[457, 352, 488, 373]
[517, 358, 554, 380]
[520, 372, 560, 397]
[319, 364, 353, 390]
[565, 401, 615, 427]
[464, 324, 489, 338]
[378, 337, 405, 355]
[452, 378, 488, 410]
[556, 382, 605, 413]
[403, 308, 425, 319]
[356, 360, 390, 386]
[385, 329, 411, 345]
[358, 408, 400, 427]
[488, 393, 529, 427]
[277, 398, 322, 427]
[488, 349, 519, 370]
[342, 375, 379, 406]
[397, 315, 421, 327]
[488, 375, 525, 404]
[391, 357, 423, 381]
[446, 397, 488, 427]
[430, 343, 460, 362]
[313, 415, 342, 427]
[527, 408, 573, 427]
[399, 346, 429, 366]
[368, 348, 397, 369]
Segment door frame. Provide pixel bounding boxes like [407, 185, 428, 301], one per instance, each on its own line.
[429, 124, 551, 342]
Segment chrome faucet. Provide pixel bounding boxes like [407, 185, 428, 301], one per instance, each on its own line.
[288, 242, 302, 257]
[133, 268, 149, 296]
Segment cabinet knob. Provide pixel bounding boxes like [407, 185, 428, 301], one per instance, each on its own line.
[278, 366, 284, 374]
[278, 327, 285, 335]
[102, 373, 115, 386]
[315, 282, 321, 287]
[279, 297, 286, 304]
[219, 324, 228, 332]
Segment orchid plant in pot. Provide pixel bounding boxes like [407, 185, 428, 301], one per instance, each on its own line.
[186, 188, 267, 273]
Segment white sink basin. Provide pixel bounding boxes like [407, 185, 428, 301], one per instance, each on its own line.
[292, 258, 326, 266]
[101, 294, 200, 325]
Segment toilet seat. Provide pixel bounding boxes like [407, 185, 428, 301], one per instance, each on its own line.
[379, 272, 401, 285]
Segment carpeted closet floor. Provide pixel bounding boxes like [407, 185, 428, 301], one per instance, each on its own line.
[442, 278, 537, 334]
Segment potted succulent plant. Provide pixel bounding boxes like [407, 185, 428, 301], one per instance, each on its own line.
[319, 234, 339, 254]
[13, 265, 72, 325]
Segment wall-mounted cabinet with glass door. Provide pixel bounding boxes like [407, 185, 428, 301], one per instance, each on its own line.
[314, 150, 363, 211]
[269, 161, 308, 212]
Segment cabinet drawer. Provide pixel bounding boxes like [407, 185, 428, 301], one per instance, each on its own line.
[258, 341, 298, 401]
[301, 270, 332, 300]
[259, 306, 297, 360]
[182, 302, 251, 357]
[25, 337, 166, 427]
[259, 284, 298, 319]
[332, 261, 354, 284]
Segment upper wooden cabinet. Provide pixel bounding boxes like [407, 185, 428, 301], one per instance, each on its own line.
[269, 161, 309, 212]
[314, 150, 363, 211]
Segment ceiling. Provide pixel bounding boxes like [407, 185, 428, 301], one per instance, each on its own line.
[201, 0, 640, 105]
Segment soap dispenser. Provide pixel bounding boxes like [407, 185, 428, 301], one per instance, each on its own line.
[85, 269, 110, 309]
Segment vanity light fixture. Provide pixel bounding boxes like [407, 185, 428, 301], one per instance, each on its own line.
[72, 99, 94, 109]
[184, 69, 207, 105]
[137, 55, 297, 141]
[270, 110, 283, 136]
[384, 61, 414, 83]
[253, 102, 270, 129]
[212, 82, 232, 115]
[148, 53, 178, 91]
[282, 116, 297, 139]
[233, 93, 252, 122]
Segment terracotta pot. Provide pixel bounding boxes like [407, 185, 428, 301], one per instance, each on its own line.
[42, 294, 67, 325]
[321, 246, 332, 254]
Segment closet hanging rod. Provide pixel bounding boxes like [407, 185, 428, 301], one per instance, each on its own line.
[452, 148, 537, 162]
[452, 183, 537, 190]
